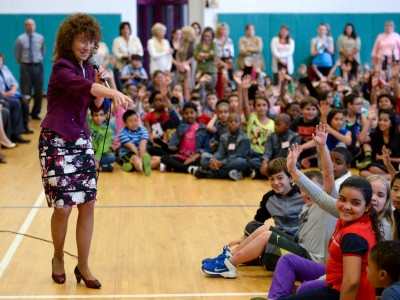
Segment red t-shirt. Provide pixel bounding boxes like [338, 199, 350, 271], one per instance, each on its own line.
[198, 113, 211, 125]
[326, 213, 376, 300]
[143, 110, 169, 138]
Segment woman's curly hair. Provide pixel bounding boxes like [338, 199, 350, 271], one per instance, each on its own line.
[53, 13, 102, 62]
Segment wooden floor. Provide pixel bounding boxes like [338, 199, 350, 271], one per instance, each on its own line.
[0, 113, 276, 299]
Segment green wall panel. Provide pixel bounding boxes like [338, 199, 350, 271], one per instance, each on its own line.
[0, 14, 121, 92]
[218, 13, 400, 75]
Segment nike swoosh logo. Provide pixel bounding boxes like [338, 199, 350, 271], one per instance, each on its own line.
[214, 268, 227, 272]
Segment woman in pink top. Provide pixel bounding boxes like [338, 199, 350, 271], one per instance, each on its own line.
[372, 20, 400, 69]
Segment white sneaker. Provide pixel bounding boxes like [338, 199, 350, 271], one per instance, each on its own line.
[188, 165, 199, 175]
[160, 163, 167, 172]
[229, 169, 243, 181]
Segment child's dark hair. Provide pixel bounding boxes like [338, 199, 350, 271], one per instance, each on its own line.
[228, 112, 241, 122]
[369, 240, 400, 282]
[377, 93, 394, 109]
[266, 157, 290, 178]
[149, 91, 161, 105]
[131, 54, 142, 61]
[300, 96, 318, 109]
[327, 109, 345, 126]
[274, 113, 291, 125]
[390, 171, 400, 188]
[331, 147, 352, 166]
[343, 93, 359, 108]
[216, 98, 230, 108]
[304, 170, 323, 186]
[122, 110, 137, 122]
[286, 102, 300, 110]
[182, 102, 198, 114]
[339, 176, 383, 242]
[318, 90, 332, 103]
[206, 91, 218, 99]
[254, 96, 270, 108]
[91, 107, 107, 116]
[378, 110, 397, 139]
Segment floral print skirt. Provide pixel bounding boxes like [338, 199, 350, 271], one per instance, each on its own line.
[38, 129, 97, 208]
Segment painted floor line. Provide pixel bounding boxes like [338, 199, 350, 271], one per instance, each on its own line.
[0, 204, 258, 209]
[0, 190, 45, 279]
[0, 292, 268, 299]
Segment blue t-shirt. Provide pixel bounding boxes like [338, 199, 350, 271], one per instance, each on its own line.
[326, 128, 349, 151]
[382, 281, 400, 300]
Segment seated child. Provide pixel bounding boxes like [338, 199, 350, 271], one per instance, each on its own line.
[390, 172, 400, 241]
[190, 96, 211, 125]
[201, 158, 304, 278]
[160, 103, 210, 173]
[285, 102, 302, 122]
[206, 99, 230, 152]
[118, 110, 157, 175]
[87, 108, 115, 172]
[202, 170, 336, 279]
[289, 96, 320, 168]
[326, 109, 352, 151]
[194, 113, 250, 180]
[330, 147, 353, 191]
[121, 54, 148, 85]
[367, 241, 400, 300]
[260, 114, 302, 177]
[203, 91, 218, 117]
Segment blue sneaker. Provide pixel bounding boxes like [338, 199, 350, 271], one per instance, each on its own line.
[202, 247, 232, 265]
[202, 258, 237, 278]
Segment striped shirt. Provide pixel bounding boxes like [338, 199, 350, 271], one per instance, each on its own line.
[118, 126, 149, 157]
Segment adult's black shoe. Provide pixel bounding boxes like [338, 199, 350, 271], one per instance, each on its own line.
[11, 135, 31, 144]
[23, 128, 34, 134]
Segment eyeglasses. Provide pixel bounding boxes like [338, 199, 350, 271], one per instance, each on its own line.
[77, 39, 95, 47]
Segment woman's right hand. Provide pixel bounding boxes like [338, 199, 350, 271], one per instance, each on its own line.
[111, 90, 132, 112]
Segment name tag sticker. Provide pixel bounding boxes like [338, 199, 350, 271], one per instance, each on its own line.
[228, 143, 236, 150]
[281, 141, 290, 149]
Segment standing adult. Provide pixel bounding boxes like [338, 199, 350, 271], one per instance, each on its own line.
[236, 24, 265, 75]
[338, 23, 361, 77]
[170, 27, 182, 73]
[372, 20, 400, 70]
[215, 22, 235, 96]
[270, 25, 295, 84]
[39, 13, 131, 288]
[175, 26, 196, 86]
[191, 22, 202, 45]
[112, 22, 144, 91]
[310, 23, 334, 80]
[14, 18, 45, 127]
[194, 27, 218, 90]
[147, 22, 172, 76]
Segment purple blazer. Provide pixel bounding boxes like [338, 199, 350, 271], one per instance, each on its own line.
[41, 58, 102, 139]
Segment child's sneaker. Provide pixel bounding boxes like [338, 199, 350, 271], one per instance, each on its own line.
[142, 153, 151, 176]
[100, 164, 114, 172]
[228, 169, 243, 181]
[194, 169, 210, 179]
[202, 247, 232, 265]
[188, 165, 199, 175]
[356, 156, 372, 169]
[122, 162, 133, 172]
[202, 258, 237, 278]
[160, 162, 167, 172]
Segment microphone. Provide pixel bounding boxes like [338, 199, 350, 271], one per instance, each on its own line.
[89, 57, 110, 88]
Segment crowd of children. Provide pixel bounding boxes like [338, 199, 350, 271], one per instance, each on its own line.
[81, 20, 400, 299]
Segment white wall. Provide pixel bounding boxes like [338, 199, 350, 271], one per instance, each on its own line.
[0, 0, 137, 34]
[204, 0, 400, 28]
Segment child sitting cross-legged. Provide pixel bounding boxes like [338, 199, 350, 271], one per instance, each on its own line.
[118, 110, 158, 175]
[201, 157, 305, 278]
[193, 112, 250, 181]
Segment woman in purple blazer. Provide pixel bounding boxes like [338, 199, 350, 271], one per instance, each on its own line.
[39, 14, 131, 288]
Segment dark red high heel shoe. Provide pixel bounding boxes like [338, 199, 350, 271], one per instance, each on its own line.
[74, 266, 101, 289]
[51, 258, 66, 284]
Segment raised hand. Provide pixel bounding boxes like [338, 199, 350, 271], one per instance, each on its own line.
[318, 100, 330, 117]
[381, 145, 392, 165]
[368, 103, 378, 121]
[287, 143, 301, 171]
[313, 122, 328, 146]
[241, 75, 252, 90]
